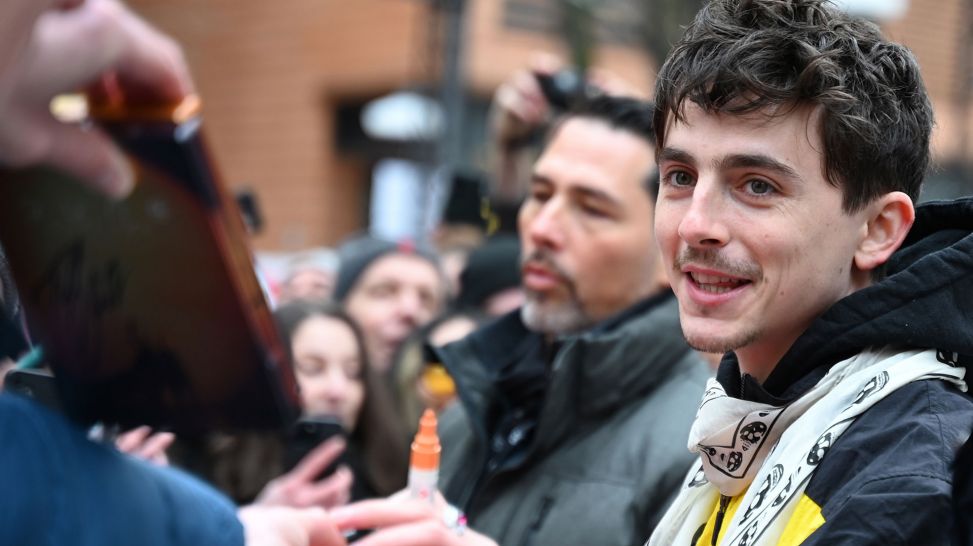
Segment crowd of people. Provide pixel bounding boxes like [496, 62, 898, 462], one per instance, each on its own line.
[1, 0, 972, 545]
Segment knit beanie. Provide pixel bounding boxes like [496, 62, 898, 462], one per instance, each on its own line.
[457, 235, 522, 310]
[333, 235, 442, 302]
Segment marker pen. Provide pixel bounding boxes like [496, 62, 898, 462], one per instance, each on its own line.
[408, 408, 440, 504]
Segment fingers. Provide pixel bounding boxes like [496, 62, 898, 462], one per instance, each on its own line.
[115, 425, 151, 453]
[352, 519, 456, 546]
[290, 436, 346, 484]
[115, 426, 175, 465]
[300, 506, 349, 546]
[20, 5, 122, 102]
[329, 499, 433, 532]
[492, 69, 549, 145]
[0, 0, 192, 197]
[0, 105, 133, 198]
[331, 500, 495, 546]
[98, 0, 194, 103]
[387, 489, 411, 503]
[37, 116, 134, 197]
[23, 0, 192, 105]
[0, 0, 54, 83]
[238, 505, 348, 546]
[498, 70, 546, 122]
[254, 439, 351, 510]
[329, 499, 498, 546]
[298, 465, 353, 509]
[490, 52, 566, 144]
[136, 431, 175, 466]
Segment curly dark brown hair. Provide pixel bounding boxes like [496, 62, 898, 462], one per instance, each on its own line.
[653, 0, 933, 212]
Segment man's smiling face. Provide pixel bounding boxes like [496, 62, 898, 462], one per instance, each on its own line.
[655, 103, 872, 377]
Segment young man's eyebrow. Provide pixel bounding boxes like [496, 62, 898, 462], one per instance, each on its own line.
[660, 147, 802, 181]
[717, 153, 801, 180]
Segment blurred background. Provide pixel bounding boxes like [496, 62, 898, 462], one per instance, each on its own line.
[123, 0, 973, 256]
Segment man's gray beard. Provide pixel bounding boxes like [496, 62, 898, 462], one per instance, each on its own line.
[520, 290, 593, 335]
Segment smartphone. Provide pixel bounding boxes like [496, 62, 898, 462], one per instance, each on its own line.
[284, 416, 348, 477]
[0, 96, 300, 433]
[4, 368, 61, 413]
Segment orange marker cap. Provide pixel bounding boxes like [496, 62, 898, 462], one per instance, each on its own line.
[410, 409, 441, 471]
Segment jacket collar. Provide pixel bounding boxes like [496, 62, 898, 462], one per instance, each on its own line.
[437, 291, 692, 454]
[561, 291, 689, 416]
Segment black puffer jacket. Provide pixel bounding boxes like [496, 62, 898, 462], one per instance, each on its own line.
[712, 197, 973, 545]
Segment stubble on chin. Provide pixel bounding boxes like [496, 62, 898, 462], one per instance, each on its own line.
[682, 327, 760, 356]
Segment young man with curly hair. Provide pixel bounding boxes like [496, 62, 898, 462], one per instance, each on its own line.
[647, 1, 973, 544]
[232, 2, 973, 544]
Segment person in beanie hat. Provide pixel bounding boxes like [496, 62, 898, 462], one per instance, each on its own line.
[279, 248, 339, 305]
[456, 235, 524, 317]
[335, 235, 446, 374]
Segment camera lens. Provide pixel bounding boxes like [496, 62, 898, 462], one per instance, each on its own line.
[551, 71, 582, 98]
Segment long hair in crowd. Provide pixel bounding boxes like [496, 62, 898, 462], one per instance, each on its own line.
[274, 300, 409, 496]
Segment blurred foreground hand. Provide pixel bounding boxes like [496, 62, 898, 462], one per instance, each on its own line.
[2, 3, 345, 546]
[238, 505, 347, 546]
[330, 497, 498, 546]
[0, 0, 194, 198]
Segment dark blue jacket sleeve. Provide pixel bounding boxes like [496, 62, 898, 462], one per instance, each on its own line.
[0, 393, 244, 546]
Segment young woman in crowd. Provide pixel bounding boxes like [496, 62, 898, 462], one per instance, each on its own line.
[272, 300, 409, 501]
[179, 300, 408, 507]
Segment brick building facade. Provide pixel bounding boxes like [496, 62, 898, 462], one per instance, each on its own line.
[125, 0, 973, 250]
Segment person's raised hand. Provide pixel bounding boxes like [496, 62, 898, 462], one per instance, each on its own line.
[115, 425, 175, 466]
[0, 0, 85, 80]
[0, 0, 194, 198]
[238, 505, 347, 546]
[256, 436, 354, 510]
[490, 52, 564, 149]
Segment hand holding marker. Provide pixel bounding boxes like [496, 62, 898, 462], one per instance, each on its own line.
[408, 408, 468, 535]
[331, 409, 470, 540]
[409, 409, 441, 503]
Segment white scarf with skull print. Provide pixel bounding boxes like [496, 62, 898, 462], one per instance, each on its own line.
[647, 348, 966, 546]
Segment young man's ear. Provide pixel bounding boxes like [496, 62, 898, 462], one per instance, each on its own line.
[853, 191, 915, 272]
